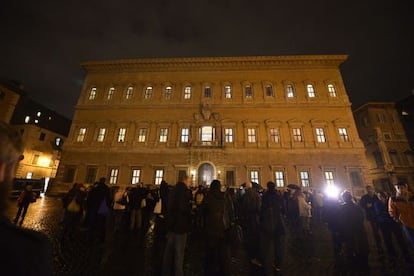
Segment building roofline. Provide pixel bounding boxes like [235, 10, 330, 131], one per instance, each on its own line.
[353, 102, 396, 113]
[81, 55, 349, 73]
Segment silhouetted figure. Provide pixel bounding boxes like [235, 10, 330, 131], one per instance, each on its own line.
[14, 184, 36, 225]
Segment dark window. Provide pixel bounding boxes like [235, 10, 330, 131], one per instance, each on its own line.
[85, 167, 97, 184]
[226, 171, 235, 186]
[373, 151, 384, 168]
[350, 171, 363, 187]
[64, 167, 76, 183]
[178, 170, 187, 183]
[39, 132, 46, 141]
[204, 86, 212, 98]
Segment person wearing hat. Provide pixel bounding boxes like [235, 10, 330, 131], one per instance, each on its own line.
[388, 182, 414, 250]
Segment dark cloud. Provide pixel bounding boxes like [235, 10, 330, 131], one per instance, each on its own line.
[0, 0, 413, 118]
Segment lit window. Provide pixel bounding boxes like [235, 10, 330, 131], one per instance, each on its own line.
[270, 128, 280, 143]
[109, 168, 119, 184]
[225, 128, 233, 143]
[77, 128, 87, 142]
[159, 128, 168, 142]
[37, 111, 41, 117]
[155, 169, 164, 185]
[324, 171, 335, 185]
[138, 128, 147, 142]
[164, 86, 172, 99]
[402, 111, 409, 116]
[181, 128, 189, 142]
[131, 169, 141, 184]
[224, 85, 232, 99]
[300, 171, 310, 187]
[184, 86, 192, 99]
[107, 87, 115, 100]
[118, 128, 126, 142]
[34, 119, 39, 124]
[126, 86, 134, 99]
[200, 126, 215, 143]
[275, 171, 285, 187]
[292, 128, 303, 142]
[338, 128, 349, 142]
[55, 137, 62, 147]
[307, 84, 316, 97]
[245, 85, 253, 98]
[26, 172, 33, 179]
[327, 84, 336, 97]
[315, 128, 326, 143]
[97, 128, 106, 142]
[265, 85, 274, 97]
[204, 86, 212, 98]
[89, 87, 97, 100]
[250, 170, 259, 184]
[144, 86, 153, 99]
[247, 128, 256, 143]
[24, 116, 30, 123]
[286, 84, 295, 98]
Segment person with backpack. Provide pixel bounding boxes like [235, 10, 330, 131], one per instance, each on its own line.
[13, 183, 37, 226]
[260, 181, 285, 275]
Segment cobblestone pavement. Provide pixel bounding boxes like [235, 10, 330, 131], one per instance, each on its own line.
[5, 196, 414, 275]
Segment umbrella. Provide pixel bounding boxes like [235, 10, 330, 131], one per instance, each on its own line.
[287, 183, 301, 190]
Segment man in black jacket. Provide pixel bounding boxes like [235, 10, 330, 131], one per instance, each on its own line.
[162, 175, 192, 276]
[0, 121, 52, 275]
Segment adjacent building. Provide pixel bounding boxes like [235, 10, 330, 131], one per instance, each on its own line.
[54, 55, 372, 196]
[354, 102, 414, 192]
[0, 81, 23, 123]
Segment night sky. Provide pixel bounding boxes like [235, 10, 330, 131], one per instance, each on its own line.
[1, 0, 413, 119]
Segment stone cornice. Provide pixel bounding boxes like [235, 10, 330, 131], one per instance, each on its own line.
[81, 55, 348, 73]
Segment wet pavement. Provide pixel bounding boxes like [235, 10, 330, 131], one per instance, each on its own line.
[5, 196, 414, 276]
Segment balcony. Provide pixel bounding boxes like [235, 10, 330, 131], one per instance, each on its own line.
[188, 141, 223, 148]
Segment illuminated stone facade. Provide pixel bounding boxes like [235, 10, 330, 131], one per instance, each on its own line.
[354, 102, 414, 191]
[55, 55, 371, 196]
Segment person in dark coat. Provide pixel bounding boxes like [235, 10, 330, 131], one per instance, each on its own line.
[203, 179, 231, 275]
[0, 121, 52, 275]
[62, 183, 86, 239]
[87, 177, 111, 242]
[260, 181, 285, 275]
[13, 183, 37, 225]
[340, 190, 370, 274]
[162, 175, 193, 276]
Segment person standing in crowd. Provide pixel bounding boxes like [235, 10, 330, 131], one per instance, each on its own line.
[128, 187, 142, 231]
[194, 185, 205, 230]
[162, 175, 193, 276]
[360, 185, 384, 255]
[388, 182, 414, 250]
[239, 181, 262, 267]
[313, 190, 324, 222]
[374, 191, 412, 265]
[111, 186, 128, 235]
[13, 183, 36, 225]
[0, 121, 52, 275]
[298, 190, 312, 236]
[340, 190, 369, 274]
[203, 179, 231, 275]
[62, 183, 86, 240]
[260, 181, 285, 275]
[88, 177, 111, 243]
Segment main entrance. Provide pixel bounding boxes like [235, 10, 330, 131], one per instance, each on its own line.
[198, 162, 214, 186]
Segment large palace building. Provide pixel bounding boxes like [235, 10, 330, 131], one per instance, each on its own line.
[54, 55, 371, 196]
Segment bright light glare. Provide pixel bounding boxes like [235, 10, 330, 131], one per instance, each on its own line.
[325, 185, 339, 198]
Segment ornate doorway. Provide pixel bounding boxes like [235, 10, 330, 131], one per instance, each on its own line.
[198, 162, 214, 186]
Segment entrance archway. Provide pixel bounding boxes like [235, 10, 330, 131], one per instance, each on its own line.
[198, 163, 214, 186]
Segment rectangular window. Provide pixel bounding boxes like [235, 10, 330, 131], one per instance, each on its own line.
[245, 85, 253, 98]
[247, 128, 256, 143]
[225, 128, 233, 143]
[32, 154, 39, 165]
[224, 85, 232, 99]
[126, 87, 134, 99]
[39, 132, 46, 141]
[286, 84, 295, 98]
[250, 170, 259, 184]
[328, 84, 336, 97]
[159, 128, 168, 142]
[324, 171, 335, 185]
[275, 171, 285, 187]
[350, 171, 363, 187]
[307, 84, 316, 97]
[144, 86, 153, 99]
[131, 169, 141, 185]
[109, 168, 119, 184]
[270, 128, 280, 143]
[300, 171, 310, 187]
[292, 128, 303, 142]
[316, 128, 326, 143]
[97, 128, 106, 142]
[184, 86, 192, 99]
[118, 128, 126, 142]
[164, 86, 172, 99]
[155, 169, 164, 185]
[204, 86, 212, 98]
[64, 167, 76, 183]
[77, 128, 87, 142]
[200, 126, 215, 143]
[26, 172, 33, 179]
[107, 87, 115, 100]
[181, 128, 189, 143]
[89, 88, 97, 100]
[226, 171, 235, 186]
[389, 151, 401, 166]
[85, 167, 97, 183]
[138, 128, 147, 142]
[265, 85, 274, 97]
[338, 128, 349, 142]
[373, 151, 384, 168]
